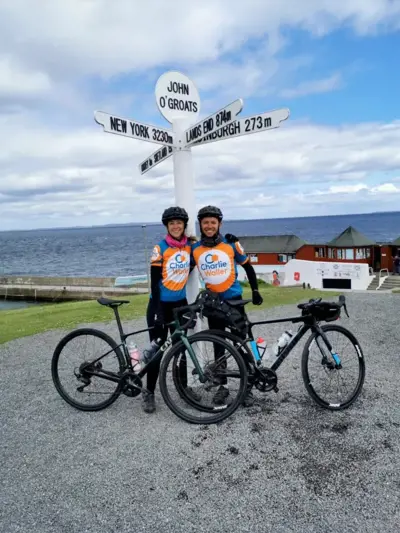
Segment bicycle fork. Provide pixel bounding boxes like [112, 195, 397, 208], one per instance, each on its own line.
[180, 336, 207, 382]
[314, 326, 342, 369]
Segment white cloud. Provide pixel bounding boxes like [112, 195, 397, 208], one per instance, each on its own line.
[1, 111, 400, 229]
[371, 183, 400, 194]
[1, 0, 399, 81]
[0, 0, 396, 118]
[0, 57, 51, 98]
[326, 184, 368, 194]
[317, 182, 400, 196]
[0, 1, 400, 229]
[280, 73, 343, 98]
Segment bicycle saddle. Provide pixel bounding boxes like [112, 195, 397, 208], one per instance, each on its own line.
[97, 297, 130, 307]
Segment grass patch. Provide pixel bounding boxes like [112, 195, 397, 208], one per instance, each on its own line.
[0, 286, 340, 345]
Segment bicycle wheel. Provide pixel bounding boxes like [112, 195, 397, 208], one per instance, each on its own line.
[159, 332, 247, 424]
[301, 324, 365, 410]
[52, 328, 125, 411]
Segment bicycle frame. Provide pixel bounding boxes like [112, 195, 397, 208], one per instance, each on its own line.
[81, 296, 342, 386]
[240, 313, 339, 371]
[80, 308, 206, 385]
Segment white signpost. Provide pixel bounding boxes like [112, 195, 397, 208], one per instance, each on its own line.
[94, 111, 175, 146]
[139, 145, 174, 174]
[94, 71, 290, 303]
[191, 107, 290, 146]
[184, 99, 243, 147]
[154, 70, 201, 124]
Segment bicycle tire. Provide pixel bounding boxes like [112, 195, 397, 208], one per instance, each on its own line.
[301, 324, 365, 411]
[51, 328, 125, 411]
[168, 328, 251, 412]
[159, 332, 248, 424]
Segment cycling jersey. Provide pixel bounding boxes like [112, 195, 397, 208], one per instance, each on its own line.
[150, 240, 191, 302]
[191, 238, 249, 299]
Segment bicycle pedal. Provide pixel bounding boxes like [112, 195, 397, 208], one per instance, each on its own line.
[273, 386, 279, 393]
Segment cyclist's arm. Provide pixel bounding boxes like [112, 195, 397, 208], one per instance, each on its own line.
[231, 240, 259, 292]
[150, 265, 162, 302]
[232, 240, 263, 305]
[149, 244, 164, 315]
[241, 261, 259, 292]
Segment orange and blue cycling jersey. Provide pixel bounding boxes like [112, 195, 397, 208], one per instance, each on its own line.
[150, 240, 191, 301]
[191, 238, 249, 299]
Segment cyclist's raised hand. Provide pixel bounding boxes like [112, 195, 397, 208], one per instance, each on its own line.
[225, 233, 239, 243]
[252, 290, 263, 306]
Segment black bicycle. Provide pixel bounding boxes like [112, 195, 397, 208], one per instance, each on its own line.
[51, 296, 247, 425]
[192, 292, 366, 411]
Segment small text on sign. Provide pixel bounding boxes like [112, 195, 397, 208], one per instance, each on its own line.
[109, 117, 173, 144]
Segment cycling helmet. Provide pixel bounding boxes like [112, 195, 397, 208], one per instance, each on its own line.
[161, 206, 189, 226]
[197, 205, 223, 222]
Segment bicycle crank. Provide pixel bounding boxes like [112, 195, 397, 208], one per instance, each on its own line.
[122, 374, 143, 398]
[253, 368, 279, 393]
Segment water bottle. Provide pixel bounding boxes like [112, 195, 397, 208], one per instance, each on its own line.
[272, 330, 293, 357]
[256, 336, 267, 358]
[142, 338, 162, 365]
[127, 340, 141, 370]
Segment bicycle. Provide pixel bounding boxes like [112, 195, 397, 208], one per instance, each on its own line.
[185, 291, 366, 411]
[51, 296, 247, 425]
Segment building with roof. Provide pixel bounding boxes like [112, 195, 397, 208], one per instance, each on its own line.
[239, 225, 398, 273]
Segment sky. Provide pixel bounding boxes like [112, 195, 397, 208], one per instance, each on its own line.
[1, 0, 400, 231]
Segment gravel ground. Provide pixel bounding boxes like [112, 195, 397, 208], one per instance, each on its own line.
[1, 292, 399, 533]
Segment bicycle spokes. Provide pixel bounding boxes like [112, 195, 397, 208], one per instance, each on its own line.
[306, 329, 363, 407]
[55, 333, 122, 407]
[162, 336, 245, 423]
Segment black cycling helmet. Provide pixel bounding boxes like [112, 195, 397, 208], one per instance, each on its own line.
[197, 205, 223, 222]
[161, 206, 189, 226]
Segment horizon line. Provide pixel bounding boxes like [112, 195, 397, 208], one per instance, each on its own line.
[1, 209, 399, 234]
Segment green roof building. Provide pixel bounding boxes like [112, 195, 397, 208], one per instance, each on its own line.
[326, 226, 376, 247]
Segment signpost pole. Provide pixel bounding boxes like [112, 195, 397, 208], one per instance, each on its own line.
[172, 118, 199, 304]
[141, 224, 150, 293]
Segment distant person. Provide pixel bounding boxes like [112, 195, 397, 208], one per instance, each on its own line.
[394, 250, 400, 275]
[272, 270, 280, 286]
[143, 206, 200, 413]
[191, 205, 263, 407]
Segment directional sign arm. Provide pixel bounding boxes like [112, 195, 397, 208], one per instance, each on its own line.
[192, 107, 290, 147]
[183, 99, 243, 147]
[139, 145, 174, 174]
[94, 111, 175, 147]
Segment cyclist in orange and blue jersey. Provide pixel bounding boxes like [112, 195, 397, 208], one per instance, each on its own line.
[143, 206, 200, 413]
[191, 205, 263, 407]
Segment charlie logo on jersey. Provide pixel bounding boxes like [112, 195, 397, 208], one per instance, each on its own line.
[165, 250, 190, 277]
[169, 252, 190, 270]
[199, 249, 230, 282]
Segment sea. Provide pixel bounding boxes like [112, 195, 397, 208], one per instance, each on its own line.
[0, 211, 399, 310]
